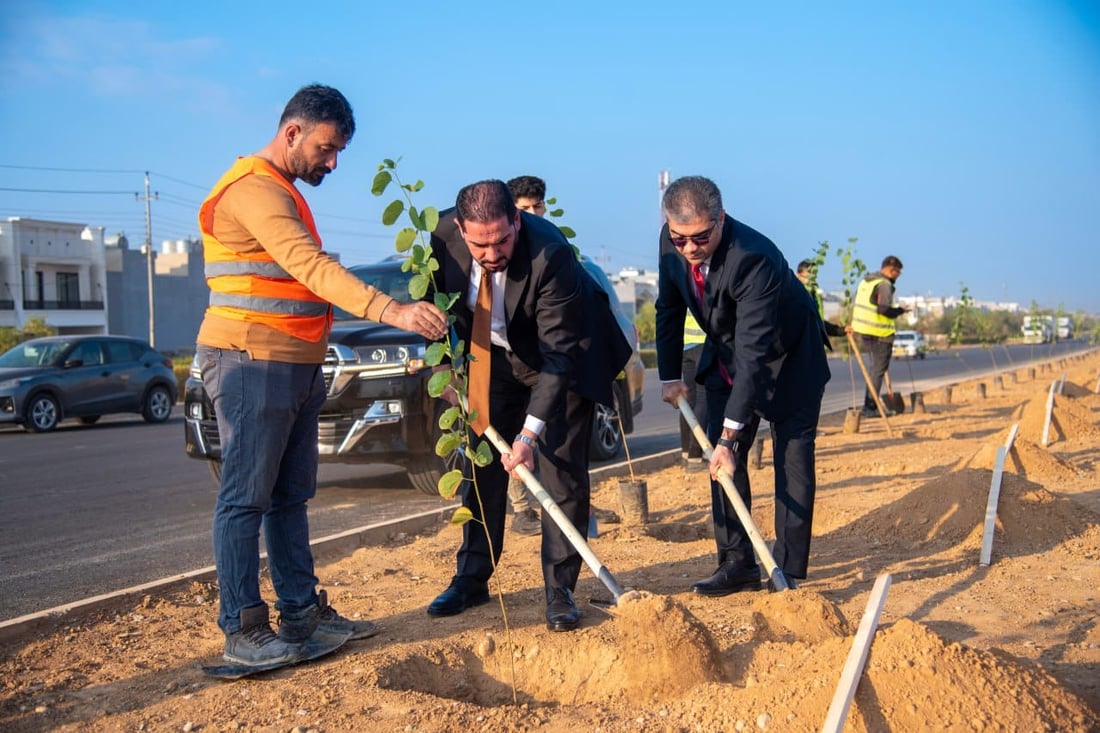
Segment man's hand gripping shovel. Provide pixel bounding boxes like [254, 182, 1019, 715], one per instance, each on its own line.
[676, 395, 792, 592]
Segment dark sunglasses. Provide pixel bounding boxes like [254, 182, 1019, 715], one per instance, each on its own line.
[669, 222, 717, 249]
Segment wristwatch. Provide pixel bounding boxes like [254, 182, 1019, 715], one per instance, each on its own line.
[716, 437, 736, 449]
[515, 434, 537, 448]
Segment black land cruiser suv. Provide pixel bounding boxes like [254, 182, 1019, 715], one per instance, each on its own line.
[184, 256, 644, 495]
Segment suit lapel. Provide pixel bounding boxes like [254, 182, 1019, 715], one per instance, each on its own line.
[504, 232, 531, 330]
[693, 219, 733, 329]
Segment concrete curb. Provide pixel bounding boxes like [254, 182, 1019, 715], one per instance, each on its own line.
[0, 450, 681, 644]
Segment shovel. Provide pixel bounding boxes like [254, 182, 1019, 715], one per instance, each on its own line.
[883, 372, 906, 414]
[676, 395, 791, 591]
[481, 425, 627, 604]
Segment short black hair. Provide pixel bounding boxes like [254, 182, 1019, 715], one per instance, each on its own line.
[881, 255, 903, 269]
[507, 175, 546, 201]
[278, 84, 355, 141]
[797, 259, 815, 274]
[455, 179, 516, 225]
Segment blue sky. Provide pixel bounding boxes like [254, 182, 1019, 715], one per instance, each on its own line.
[2, 1, 1098, 313]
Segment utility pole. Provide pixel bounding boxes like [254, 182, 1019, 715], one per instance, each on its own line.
[658, 169, 670, 226]
[136, 171, 159, 347]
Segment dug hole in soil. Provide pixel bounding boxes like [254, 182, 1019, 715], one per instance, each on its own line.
[2, 353, 1099, 732]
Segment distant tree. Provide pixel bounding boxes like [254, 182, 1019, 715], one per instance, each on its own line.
[948, 283, 973, 347]
[634, 301, 656, 347]
[0, 317, 56, 354]
[1072, 310, 1086, 340]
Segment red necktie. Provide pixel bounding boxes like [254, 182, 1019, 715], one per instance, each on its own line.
[691, 263, 732, 386]
[468, 269, 492, 435]
[690, 263, 706, 305]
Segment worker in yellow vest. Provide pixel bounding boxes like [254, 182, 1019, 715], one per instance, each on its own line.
[196, 84, 447, 670]
[850, 255, 910, 417]
[679, 312, 708, 468]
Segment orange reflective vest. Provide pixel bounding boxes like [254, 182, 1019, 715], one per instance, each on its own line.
[198, 156, 332, 343]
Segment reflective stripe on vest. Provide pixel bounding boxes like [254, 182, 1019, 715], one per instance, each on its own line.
[683, 313, 706, 346]
[204, 260, 291, 279]
[851, 276, 895, 338]
[199, 156, 332, 342]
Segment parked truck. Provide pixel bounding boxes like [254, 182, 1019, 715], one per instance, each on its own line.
[1021, 315, 1053, 344]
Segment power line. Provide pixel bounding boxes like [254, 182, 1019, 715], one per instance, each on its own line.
[0, 163, 145, 174]
[148, 171, 207, 190]
[0, 187, 136, 194]
[0, 163, 208, 191]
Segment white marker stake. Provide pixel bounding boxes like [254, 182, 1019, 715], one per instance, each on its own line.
[980, 445, 1008, 566]
[821, 573, 893, 733]
[1041, 380, 1056, 447]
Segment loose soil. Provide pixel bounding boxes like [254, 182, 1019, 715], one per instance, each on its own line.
[3, 354, 1099, 732]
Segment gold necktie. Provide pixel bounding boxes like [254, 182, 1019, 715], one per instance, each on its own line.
[468, 268, 492, 435]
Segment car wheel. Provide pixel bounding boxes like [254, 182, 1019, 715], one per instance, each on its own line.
[79, 415, 101, 425]
[407, 402, 467, 497]
[589, 388, 624, 461]
[142, 385, 173, 423]
[208, 460, 222, 484]
[25, 393, 61, 433]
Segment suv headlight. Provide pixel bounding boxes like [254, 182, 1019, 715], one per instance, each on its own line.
[351, 343, 426, 375]
[0, 376, 34, 390]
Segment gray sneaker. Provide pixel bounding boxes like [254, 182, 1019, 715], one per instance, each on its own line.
[223, 604, 303, 666]
[278, 589, 379, 643]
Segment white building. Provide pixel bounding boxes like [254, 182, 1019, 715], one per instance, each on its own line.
[0, 217, 110, 334]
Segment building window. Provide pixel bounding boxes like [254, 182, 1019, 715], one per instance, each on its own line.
[57, 272, 80, 308]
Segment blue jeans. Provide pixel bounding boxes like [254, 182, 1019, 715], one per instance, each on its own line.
[197, 345, 325, 633]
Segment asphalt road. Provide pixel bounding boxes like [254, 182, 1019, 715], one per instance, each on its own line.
[0, 339, 1091, 621]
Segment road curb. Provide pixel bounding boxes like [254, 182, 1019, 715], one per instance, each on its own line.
[0, 451, 680, 644]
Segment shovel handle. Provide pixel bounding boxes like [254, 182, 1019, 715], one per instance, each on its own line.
[676, 395, 788, 591]
[482, 425, 625, 602]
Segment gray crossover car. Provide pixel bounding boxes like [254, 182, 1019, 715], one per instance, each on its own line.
[0, 335, 177, 432]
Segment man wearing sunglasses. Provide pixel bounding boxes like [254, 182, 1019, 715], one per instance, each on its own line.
[655, 176, 830, 594]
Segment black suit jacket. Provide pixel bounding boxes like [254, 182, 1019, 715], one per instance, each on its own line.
[655, 217, 830, 424]
[429, 210, 631, 421]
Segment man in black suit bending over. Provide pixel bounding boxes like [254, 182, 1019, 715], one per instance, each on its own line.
[655, 175, 830, 594]
[425, 179, 631, 630]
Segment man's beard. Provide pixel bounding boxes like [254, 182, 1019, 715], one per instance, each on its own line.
[291, 150, 330, 187]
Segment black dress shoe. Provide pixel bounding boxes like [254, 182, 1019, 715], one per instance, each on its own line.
[691, 563, 762, 596]
[427, 579, 490, 617]
[545, 587, 580, 631]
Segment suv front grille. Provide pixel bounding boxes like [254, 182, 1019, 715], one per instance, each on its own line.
[321, 347, 339, 394]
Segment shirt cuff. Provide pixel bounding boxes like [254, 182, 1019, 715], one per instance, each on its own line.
[722, 418, 746, 431]
[523, 416, 546, 436]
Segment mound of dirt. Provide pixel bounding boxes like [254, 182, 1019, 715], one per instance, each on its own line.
[966, 437, 1085, 483]
[840, 468, 1099, 554]
[863, 619, 1097, 732]
[750, 589, 850, 644]
[610, 590, 725, 697]
[1018, 389, 1100, 445]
